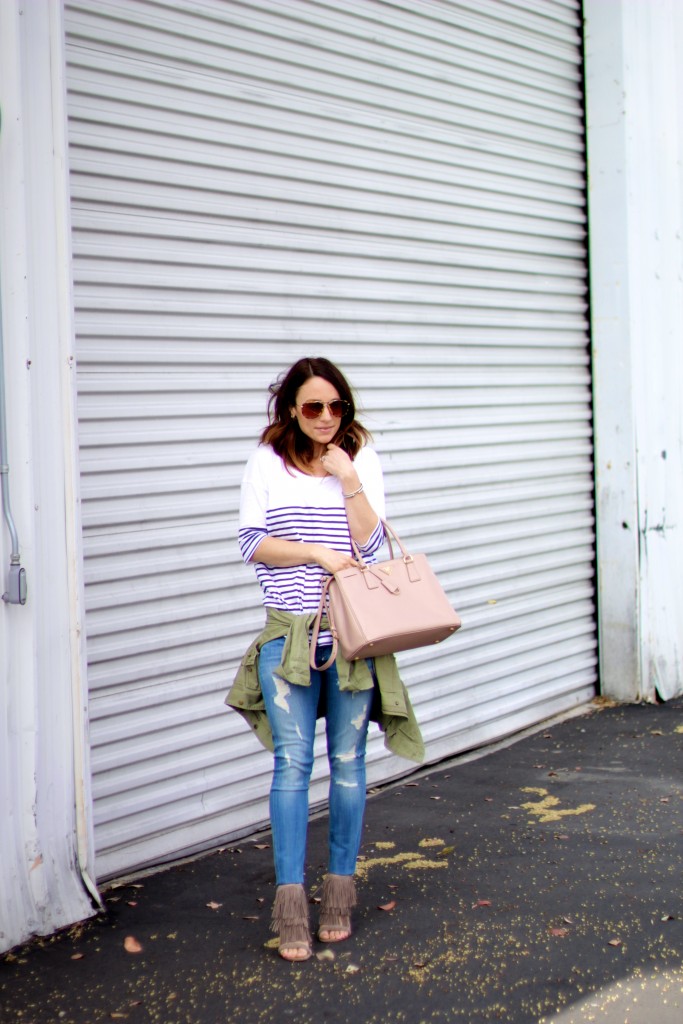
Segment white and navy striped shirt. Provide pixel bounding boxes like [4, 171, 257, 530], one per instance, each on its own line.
[239, 445, 386, 642]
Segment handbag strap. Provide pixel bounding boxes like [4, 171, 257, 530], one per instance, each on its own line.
[380, 519, 412, 561]
[350, 518, 410, 566]
[309, 575, 338, 671]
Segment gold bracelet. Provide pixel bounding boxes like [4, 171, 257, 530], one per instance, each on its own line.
[343, 483, 364, 498]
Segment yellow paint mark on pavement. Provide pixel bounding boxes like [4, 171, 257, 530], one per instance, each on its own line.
[355, 851, 422, 879]
[405, 858, 449, 871]
[374, 841, 396, 850]
[520, 786, 596, 823]
[355, 848, 447, 880]
[419, 838, 445, 848]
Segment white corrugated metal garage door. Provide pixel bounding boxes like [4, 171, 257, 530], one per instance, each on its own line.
[64, 0, 596, 880]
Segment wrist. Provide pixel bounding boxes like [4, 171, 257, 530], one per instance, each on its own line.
[339, 472, 361, 491]
[307, 542, 326, 566]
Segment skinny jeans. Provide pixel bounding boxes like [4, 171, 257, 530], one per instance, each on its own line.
[258, 636, 374, 885]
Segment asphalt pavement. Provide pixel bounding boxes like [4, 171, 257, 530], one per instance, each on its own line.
[1, 696, 681, 1024]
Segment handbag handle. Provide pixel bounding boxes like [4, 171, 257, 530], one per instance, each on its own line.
[351, 518, 412, 567]
[310, 575, 338, 671]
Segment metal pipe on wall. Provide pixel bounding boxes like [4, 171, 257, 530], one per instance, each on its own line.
[0, 108, 27, 605]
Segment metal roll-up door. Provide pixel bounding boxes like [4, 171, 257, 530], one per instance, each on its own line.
[64, 0, 596, 880]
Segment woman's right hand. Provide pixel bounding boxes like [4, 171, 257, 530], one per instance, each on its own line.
[311, 545, 357, 575]
[249, 536, 357, 572]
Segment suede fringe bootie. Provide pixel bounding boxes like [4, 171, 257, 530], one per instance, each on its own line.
[318, 873, 356, 943]
[271, 883, 312, 961]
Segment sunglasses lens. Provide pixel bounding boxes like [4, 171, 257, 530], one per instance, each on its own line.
[300, 400, 349, 419]
[301, 402, 324, 419]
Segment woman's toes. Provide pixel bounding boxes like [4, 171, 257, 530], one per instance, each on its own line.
[280, 946, 310, 961]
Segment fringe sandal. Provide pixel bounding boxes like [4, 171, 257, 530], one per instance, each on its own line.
[271, 883, 312, 962]
[318, 873, 357, 943]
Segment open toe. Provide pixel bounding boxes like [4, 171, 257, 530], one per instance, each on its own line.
[317, 874, 356, 944]
[271, 884, 312, 962]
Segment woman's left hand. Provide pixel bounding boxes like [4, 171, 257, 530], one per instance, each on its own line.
[321, 444, 378, 546]
[320, 444, 357, 487]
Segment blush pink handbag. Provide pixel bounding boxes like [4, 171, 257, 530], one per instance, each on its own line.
[310, 520, 461, 670]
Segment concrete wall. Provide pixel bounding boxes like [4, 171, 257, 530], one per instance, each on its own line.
[0, 0, 96, 953]
[584, 0, 683, 702]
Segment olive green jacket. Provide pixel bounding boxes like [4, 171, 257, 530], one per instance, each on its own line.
[225, 608, 425, 763]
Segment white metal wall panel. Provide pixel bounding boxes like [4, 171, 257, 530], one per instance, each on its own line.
[64, 0, 596, 879]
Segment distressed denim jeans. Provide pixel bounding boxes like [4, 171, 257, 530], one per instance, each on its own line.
[258, 636, 374, 885]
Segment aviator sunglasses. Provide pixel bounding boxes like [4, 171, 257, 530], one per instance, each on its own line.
[297, 399, 350, 420]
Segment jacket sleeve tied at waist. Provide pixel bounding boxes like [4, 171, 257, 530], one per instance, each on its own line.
[225, 608, 425, 763]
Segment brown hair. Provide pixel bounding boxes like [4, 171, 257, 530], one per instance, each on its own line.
[260, 357, 371, 470]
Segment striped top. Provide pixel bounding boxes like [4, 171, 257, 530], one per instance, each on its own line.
[239, 445, 386, 642]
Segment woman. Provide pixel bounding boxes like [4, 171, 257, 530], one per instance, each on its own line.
[226, 357, 423, 962]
